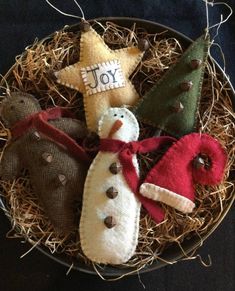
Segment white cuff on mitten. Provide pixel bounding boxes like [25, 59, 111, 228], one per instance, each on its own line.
[140, 183, 195, 214]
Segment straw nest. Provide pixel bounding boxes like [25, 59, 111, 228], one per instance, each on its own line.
[0, 21, 234, 278]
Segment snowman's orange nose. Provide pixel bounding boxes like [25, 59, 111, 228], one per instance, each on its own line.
[108, 119, 123, 138]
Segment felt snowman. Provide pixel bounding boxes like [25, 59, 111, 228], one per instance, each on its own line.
[79, 107, 176, 264]
[79, 107, 141, 264]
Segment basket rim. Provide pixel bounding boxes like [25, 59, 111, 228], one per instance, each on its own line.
[0, 16, 234, 278]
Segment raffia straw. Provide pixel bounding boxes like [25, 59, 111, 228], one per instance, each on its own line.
[0, 21, 234, 279]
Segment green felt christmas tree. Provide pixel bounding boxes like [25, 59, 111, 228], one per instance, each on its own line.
[134, 34, 210, 137]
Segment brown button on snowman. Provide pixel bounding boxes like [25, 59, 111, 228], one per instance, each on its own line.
[79, 107, 141, 264]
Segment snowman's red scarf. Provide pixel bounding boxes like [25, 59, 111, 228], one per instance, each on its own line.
[11, 107, 90, 163]
[100, 136, 176, 223]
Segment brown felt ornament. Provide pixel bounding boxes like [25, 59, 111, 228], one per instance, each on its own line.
[55, 21, 144, 132]
[134, 34, 210, 137]
[0, 92, 89, 235]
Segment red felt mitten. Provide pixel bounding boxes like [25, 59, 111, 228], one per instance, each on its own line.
[139, 133, 227, 217]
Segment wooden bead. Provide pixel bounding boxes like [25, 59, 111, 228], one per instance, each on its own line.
[104, 216, 116, 228]
[106, 187, 118, 199]
[138, 39, 150, 51]
[32, 131, 40, 140]
[48, 69, 58, 82]
[190, 59, 202, 70]
[180, 81, 193, 91]
[170, 101, 184, 113]
[79, 20, 90, 32]
[109, 162, 122, 174]
[58, 174, 67, 186]
[193, 156, 205, 169]
[83, 131, 100, 152]
[42, 152, 53, 163]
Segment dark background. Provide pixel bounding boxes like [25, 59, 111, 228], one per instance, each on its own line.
[0, 1, 234, 290]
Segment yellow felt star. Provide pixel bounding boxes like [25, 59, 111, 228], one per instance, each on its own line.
[55, 25, 144, 131]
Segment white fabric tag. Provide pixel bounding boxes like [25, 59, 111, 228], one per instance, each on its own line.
[81, 60, 125, 95]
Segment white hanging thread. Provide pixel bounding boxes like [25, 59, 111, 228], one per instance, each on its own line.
[211, 0, 232, 71]
[200, 0, 233, 132]
[45, 0, 85, 20]
[203, 0, 233, 72]
[205, 0, 210, 37]
[204, 0, 233, 41]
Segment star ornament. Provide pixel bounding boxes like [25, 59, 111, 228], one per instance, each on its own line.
[55, 22, 145, 132]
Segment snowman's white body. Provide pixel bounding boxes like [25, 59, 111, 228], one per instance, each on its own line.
[79, 108, 141, 264]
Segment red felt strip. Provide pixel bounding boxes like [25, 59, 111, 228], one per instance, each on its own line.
[11, 107, 90, 163]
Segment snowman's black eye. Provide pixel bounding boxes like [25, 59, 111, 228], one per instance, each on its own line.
[114, 114, 117, 116]
[120, 115, 124, 118]
[19, 99, 25, 104]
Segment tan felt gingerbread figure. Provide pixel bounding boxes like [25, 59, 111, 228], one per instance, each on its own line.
[0, 92, 89, 235]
